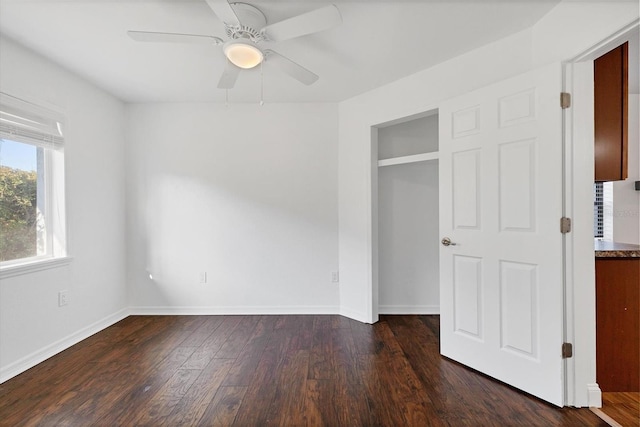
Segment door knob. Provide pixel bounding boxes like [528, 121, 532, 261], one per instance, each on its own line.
[441, 237, 457, 246]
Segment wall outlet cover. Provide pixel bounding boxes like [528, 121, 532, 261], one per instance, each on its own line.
[58, 290, 69, 306]
[199, 272, 207, 284]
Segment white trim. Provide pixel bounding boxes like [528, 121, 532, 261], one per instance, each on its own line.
[339, 306, 370, 324]
[0, 256, 72, 279]
[369, 127, 379, 324]
[0, 308, 129, 384]
[587, 383, 602, 408]
[566, 58, 598, 409]
[377, 152, 439, 167]
[563, 60, 576, 408]
[129, 305, 341, 316]
[570, 19, 639, 63]
[379, 305, 440, 315]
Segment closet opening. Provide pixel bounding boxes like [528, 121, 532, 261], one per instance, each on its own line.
[373, 109, 440, 315]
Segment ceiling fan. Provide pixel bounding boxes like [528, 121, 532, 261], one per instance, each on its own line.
[127, 0, 342, 89]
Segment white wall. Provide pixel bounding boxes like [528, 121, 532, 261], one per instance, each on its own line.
[377, 115, 439, 314]
[532, 1, 639, 65]
[378, 114, 439, 159]
[0, 36, 128, 382]
[125, 103, 339, 313]
[378, 161, 439, 313]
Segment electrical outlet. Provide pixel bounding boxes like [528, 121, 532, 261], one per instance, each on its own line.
[58, 290, 69, 307]
[199, 271, 207, 284]
[331, 271, 339, 283]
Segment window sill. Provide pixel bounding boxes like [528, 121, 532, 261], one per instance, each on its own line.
[0, 256, 73, 279]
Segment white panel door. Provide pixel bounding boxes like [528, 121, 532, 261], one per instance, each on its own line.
[439, 63, 564, 406]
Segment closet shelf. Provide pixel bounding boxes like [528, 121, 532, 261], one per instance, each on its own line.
[378, 152, 439, 167]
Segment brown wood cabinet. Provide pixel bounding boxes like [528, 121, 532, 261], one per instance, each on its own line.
[594, 42, 628, 182]
[595, 257, 639, 392]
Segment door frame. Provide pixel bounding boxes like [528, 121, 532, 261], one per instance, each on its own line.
[563, 19, 639, 408]
[369, 108, 440, 323]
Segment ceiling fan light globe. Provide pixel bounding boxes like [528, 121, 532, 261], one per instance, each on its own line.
[224, 40, 263, 69]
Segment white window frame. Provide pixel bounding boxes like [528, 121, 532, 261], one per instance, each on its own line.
[602, 181, 614, 241]
[0, 92, 69, 277]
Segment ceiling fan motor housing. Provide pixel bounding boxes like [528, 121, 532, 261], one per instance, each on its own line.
[225, 2, 267, 42]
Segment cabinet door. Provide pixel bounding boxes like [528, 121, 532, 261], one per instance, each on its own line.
[594, 42, 628, 181]
[596, 258, 640, 392]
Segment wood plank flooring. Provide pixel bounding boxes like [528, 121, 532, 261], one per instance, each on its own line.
[0, 315, 610, 426]
[592, 392, 640, 426]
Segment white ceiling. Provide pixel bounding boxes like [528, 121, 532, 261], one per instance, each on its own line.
[0, 0, 564, 104]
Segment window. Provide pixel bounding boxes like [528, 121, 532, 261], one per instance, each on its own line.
[602, 181, 614, 240]
[0, 92, 66, 270]
[594, 182, 603, 238]
[593, 181, 614, 240]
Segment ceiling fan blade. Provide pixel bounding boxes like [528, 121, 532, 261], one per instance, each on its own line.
[205, 0, 240, 27]
[217, 60, 241, 89]
[127, 31, 222, 45]
[261, 4, 341, 42]
[264, 50, 318, 86]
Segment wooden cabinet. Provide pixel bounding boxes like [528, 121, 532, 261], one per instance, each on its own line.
[594, 42, 628, 182]
[595, 257, 639, 391]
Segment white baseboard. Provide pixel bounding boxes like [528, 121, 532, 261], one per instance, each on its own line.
[587, 383, 602, 408]
[129, 305, 341, 316]
[0, 308, 130, 384]
[338, 307, 370, 323]
[379, 305, 440, 315]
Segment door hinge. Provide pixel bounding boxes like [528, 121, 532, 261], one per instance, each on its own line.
[562, 342, 573, 359]
[560, 92, 571, 109]
[560, 217, 572, 234]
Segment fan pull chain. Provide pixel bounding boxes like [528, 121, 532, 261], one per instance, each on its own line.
[260, 61, 264, 106]
[225, 89, 229, 107]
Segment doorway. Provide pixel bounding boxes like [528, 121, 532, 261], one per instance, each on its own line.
[375, 112, 440, 315]
[565, 19, 639, 416]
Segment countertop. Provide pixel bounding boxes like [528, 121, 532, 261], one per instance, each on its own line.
[595, 240, 640, 258]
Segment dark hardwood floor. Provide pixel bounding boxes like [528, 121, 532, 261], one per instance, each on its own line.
[0, 315, 609, 426]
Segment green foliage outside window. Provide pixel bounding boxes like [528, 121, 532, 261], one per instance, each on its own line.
[0, 165, 38, 262]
